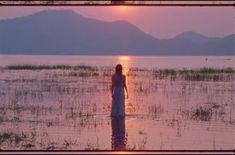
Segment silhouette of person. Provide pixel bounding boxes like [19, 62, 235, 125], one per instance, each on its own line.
[111, 116, 126, 150]
[111, 64, 128, 117]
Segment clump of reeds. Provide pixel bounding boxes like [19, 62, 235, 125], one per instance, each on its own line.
[181, 102, 227, 122]
[148, 104, 164, 116]
[153, 69, 177, 80]
[73, 65, 98, 72]
[0, 131, 28, 146]
[180, 67, 234, 81]
[66, 71, 99, 77]
[0, 132, 14, 143]
[129, 67, 149, 72]
[191, 106, 213, 121]
[152, 67, 234, 81]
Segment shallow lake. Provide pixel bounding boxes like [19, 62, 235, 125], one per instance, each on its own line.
[0, 55, 234, 151]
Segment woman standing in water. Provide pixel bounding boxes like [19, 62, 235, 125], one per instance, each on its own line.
[111, 64, 128, 117]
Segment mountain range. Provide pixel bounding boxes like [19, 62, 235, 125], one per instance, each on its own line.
[0, 10, 234, 55]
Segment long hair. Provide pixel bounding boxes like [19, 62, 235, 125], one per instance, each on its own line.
[115, 64, 123, 75]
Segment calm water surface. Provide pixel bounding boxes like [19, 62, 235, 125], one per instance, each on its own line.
[0, 55, 234, 69]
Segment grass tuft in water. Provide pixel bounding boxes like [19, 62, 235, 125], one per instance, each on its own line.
[0, 132, 28, 146]
[191, 106, 213, 121]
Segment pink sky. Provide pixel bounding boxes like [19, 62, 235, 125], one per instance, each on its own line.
[0, 6, 234, 38]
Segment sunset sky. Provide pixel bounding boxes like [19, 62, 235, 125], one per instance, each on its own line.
[0, 6, 234, 39]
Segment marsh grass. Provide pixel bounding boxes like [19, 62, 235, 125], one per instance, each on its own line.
[0, 132, 13, 143]
[4, 64, 98, 72]
[0, 131, 31, 147]
[153, 67, 234, 81]
[5, 65, 234, 81]
[191, 106, 213, 121]
[5, 64, 72, 70]
[66, 71, 99, 77]
[148, 104, 164, 116]
[4, 64, 100, 79]
[179, 102, 229, 122]
[153, 69, 178, 81]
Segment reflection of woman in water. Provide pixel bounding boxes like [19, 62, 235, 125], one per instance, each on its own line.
[111, 116, 126, 150]
[111, 64, 128, 117]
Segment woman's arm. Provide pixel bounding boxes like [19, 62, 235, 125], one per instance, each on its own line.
[123, 75, 128, 99]
[111, 75, 114, 98]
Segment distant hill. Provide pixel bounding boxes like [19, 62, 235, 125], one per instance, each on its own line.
[0, 10, 234, 55]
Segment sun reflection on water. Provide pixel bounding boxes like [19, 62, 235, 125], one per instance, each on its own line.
[117, 56, 131, 76]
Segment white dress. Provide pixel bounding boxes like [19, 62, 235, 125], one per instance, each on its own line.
[111, 74, 125, 117]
